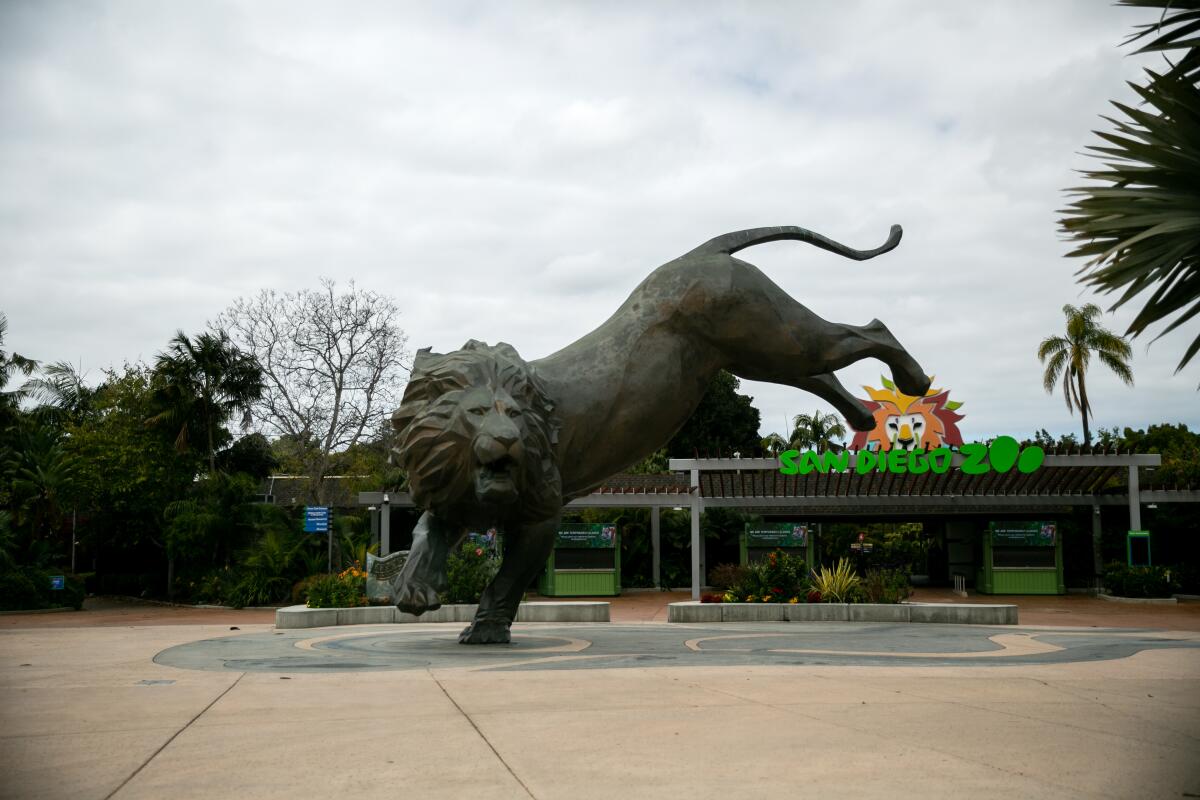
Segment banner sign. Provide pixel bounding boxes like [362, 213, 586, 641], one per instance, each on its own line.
[990, 521, 1056, 547]
[746, 523, 807, 548]
[49, 575, 65, 591]
[556, 523, 616, 549]
[468, 529, 500, 552]
[303, 506, 331, 533]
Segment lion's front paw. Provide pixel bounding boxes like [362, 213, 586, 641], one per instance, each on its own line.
[458, 619, 512, 644]
[394, 580, 443, 616]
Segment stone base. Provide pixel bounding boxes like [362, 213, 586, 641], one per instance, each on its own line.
[668, 601, 1017, 625]
[1097, 593, 1178, 605]
[275, 601, 610, 629]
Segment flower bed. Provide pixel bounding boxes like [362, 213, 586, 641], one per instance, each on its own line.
[704, 554, 913, 606]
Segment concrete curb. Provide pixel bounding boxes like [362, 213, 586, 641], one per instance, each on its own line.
[0, 606, 77, 616]
[668, 601, 1018, 625]
[1097, 593, 1178, 605]
[275, 601, 610, 629]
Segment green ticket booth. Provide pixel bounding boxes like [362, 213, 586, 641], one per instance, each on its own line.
[538, 522, 621, 597]
[1127, 530, 1152, 566]
[977, 521, 1064, 595]
[741, 522, 814, 566]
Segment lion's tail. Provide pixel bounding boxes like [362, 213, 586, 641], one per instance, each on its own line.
[688, 224, 902, 260]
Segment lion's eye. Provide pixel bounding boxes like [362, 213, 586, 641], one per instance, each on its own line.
[467, 406, 488, 416]
[914, 420, 923, 428]
[505, 408, 520, 418]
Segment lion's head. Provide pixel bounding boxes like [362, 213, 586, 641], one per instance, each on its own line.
[391, 340, 561, 520]
[850, 375, 965, 452]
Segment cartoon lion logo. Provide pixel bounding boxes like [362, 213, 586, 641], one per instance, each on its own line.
[850, 375, 964, 451]
[392, 340, 562, 523]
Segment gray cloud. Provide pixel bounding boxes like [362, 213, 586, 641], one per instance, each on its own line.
[2, 0, 1194, 444]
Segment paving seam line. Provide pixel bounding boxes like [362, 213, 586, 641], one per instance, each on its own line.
[103, 672, 245, 800]
[427, 668, 539, 800]
[658, 671, 1107, 800]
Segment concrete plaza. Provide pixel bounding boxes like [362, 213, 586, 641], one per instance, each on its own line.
[1, 599, 1199, 799]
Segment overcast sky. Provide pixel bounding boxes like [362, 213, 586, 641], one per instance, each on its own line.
[2, 1, 1196, 445]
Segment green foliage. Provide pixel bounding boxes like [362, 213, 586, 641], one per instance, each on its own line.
[305, 568, 367, 609]
[443, 540, 501, 604]
[1121, 424, 1200, 487]
[1060, 1, 1200, 377]
[1102, 562, 1180, 598]
[627, 448, 669, 475]
[667, 370, 762, 457]
[0, 566, 84, 611]
[707, 563, 748, 591]
[811, 559, 862, 603]
[727, 550, 810, 602]
[862, 568, 913, 604]
[216, 433, 278, 479]
[789, 409, 847, 450]
[147, 329, 264, 474]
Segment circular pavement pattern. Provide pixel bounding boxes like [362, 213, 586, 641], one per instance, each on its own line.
[153, 622, 1200, 673]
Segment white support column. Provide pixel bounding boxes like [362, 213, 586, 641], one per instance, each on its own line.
[651, 506, 661, 589]
[690, 468, 701, 601]
[1128, 466, 1141, 531]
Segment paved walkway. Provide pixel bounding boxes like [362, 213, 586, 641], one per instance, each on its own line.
[2, 618, 1198, 799]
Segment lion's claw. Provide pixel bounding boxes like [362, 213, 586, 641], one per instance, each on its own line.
[459, 619, 512, 644]
[394, 580, 443, 616]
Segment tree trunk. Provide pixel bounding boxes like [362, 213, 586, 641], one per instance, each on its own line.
[167, 556, 175, 601]
[1078, 371, 1092, 446]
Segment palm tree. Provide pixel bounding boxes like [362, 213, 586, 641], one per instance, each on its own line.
[0, 312, 37, 410]
[760, 432, 788, 455]
[789, 409, 848, 451]
[148, 330, 264, 474]
[1059, 1, 1200, 380]
[26, 361, 96, 425]
[1038, 303, 1134, 446]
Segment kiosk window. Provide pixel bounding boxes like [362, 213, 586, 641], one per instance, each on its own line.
[1129, 536, 1151, 566]
[993, 546, 1055, 568]
[555, 548, 614, 569]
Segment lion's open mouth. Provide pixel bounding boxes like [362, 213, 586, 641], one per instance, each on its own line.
[476, 456, 518, 502]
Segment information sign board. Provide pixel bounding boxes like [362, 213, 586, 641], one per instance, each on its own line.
[989, 521, 1056, 547]
[746, 523, 808, 548]
[555, 523, 616, 549]
[304, 506, 331, 533]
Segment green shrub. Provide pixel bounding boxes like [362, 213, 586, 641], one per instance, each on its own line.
[443, 541, 500, 604]
[811, 559, 862, 603]
[707, 563, 749, 591]
[0, 569, 45, 610]
[1102, 562, 1179, 598]
[306, 568, 367, 609]
[862, 568, 913, 604]
[726, 550, 809, 602]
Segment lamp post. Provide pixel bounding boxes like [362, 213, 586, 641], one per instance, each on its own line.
[381, 493, 391, 556]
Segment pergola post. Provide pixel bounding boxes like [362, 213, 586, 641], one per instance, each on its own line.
[1091, 504, 1103, 582]
[651, 506, 661, 589]
[690, 468, 701, 601]
[1128, 465, 1141, 532]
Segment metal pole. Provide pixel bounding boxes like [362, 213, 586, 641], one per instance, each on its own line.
[690, 468, 701, 601]
[1128, 465, 1141, 531]
[70, 508, 76, 574]
[651, 506, 661, 589]
[381, 494, 391, 556]
[1091, 504, 1103, 582]
[327, 508, 333, 573]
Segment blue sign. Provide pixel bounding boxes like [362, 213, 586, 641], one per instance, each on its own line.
[49, 575, 65, 591]
[303, 506, 331, 533]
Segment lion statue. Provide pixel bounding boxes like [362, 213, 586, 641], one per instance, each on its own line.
[389, 223, 930, 643]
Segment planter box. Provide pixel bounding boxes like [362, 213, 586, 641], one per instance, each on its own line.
[668, 601, 1017, 625]
[276, 601, 610, 629]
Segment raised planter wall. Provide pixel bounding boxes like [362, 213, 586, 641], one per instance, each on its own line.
[668, 601, 1017, 625]
[276, 601, 610, 629]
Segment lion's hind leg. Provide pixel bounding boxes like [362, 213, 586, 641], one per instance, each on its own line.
[459, 517, 558, 644]
[393, 511, 462, 616]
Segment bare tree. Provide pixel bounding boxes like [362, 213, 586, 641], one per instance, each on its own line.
[215, 280, 408, 504]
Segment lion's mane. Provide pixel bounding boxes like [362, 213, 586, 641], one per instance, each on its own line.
[392, 340, 561, 520]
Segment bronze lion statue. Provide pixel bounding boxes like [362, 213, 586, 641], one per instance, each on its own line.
[390, 224, 930, 643]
